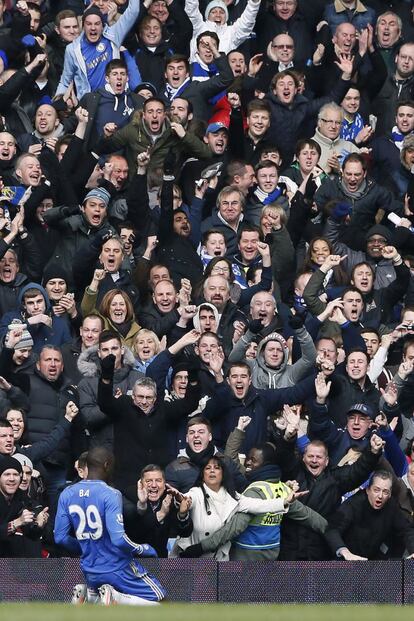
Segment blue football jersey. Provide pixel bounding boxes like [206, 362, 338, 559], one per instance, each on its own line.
[55, 480, 147, 575]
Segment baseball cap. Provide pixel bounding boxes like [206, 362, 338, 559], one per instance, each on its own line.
[205, 122, 228, 135]
[346, 403, 375, 419]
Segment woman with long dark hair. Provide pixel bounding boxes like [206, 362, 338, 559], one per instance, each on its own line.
[171, 455, 286, 559]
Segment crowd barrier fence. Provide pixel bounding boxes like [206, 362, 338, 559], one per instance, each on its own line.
[0, 558, 411, 603]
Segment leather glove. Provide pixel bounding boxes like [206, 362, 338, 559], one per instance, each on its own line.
[248, 319, 264, 334]
[304, 177, 317, 201]
[91, 226, 113, 250]
[62, 204, 80, 217]
[163, 149, 176, 176]
[288, 314, 305, 330]
[179, 543, 203, 558]
[100, 354, 115, 381]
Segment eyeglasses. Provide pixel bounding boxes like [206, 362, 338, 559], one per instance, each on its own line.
[272, 44, 294, 49]
[134, 394, 156, 402]
[320, 119, 342, 126]
[212, 266, 230, 274]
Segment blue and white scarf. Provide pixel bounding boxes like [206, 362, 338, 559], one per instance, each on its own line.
[254, 185, 282, 205]
[191, 55, 218, 82]
[391, 125, 412, 151]
[164, 77, 191, 102]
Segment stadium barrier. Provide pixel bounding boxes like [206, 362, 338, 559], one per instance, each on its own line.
[0, 558, 409, 603]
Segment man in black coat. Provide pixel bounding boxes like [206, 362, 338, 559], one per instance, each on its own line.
[314, 153, 399, 234]
[325, 469, 414, 559]
[46, 9, 80, 80]
[372, 42, 414, 135]
[0, 456, 49, 558]
[97, 329, 202, 493]
[274, 430, 383, 560]
[123, 464, 193, 557]
[265, 58, 354, 165]
[155, 171, 203, 289]
[203, 360, 316, 452]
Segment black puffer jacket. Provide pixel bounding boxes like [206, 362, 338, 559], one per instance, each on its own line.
[24, 371, 84, 468]
[138, 303, 180, 341]
[97, 373, 193, 492]
[0, 347, 86, 469]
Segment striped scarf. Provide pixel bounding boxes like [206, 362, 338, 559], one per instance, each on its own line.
[254, 185, 282, 205]
[164, 77, 191, 102]
[191, 56, 218, 82]
[391, 125, 413, 151]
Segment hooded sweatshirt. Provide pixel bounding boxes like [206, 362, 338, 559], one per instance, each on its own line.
[94, 84, 135, 137]
[231, 327, 316, 390]
[0, 282, 71, 352]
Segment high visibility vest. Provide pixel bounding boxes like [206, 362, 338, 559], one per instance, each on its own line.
[234, 480, 290, 550]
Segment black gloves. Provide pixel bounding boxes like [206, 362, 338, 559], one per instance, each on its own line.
[91, 227, 113, 250]
[62, 204, 80, 217]
[248, 319, 264, 334]
[304, 176, 317, 202]
[288, 314, 305, 330]
[163, 149, 176, 176]
[100, 354, 116, 381]
[179, 543, 203, 558]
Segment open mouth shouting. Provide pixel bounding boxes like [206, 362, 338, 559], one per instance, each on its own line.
[192, 437, 204, 451]
[105, 256, 116, 271]
[91, 212, 103, 226]
[214, 136, 225, 152]
[233, 381, 246, 398]
[147, 486, 160, 501]
[0, 265, 13, 282]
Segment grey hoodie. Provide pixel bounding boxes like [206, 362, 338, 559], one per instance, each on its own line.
[229, 327, 316, 389]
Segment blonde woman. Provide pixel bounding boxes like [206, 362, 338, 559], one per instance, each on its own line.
[133, 328, 162, 373]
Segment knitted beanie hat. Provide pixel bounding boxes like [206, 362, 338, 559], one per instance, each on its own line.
[83, 187, 111, 208]
[205, 0, 229, 22]
[82, 5, 104, 25]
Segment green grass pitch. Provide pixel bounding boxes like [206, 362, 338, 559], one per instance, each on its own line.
[0, 603, 410, 620]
